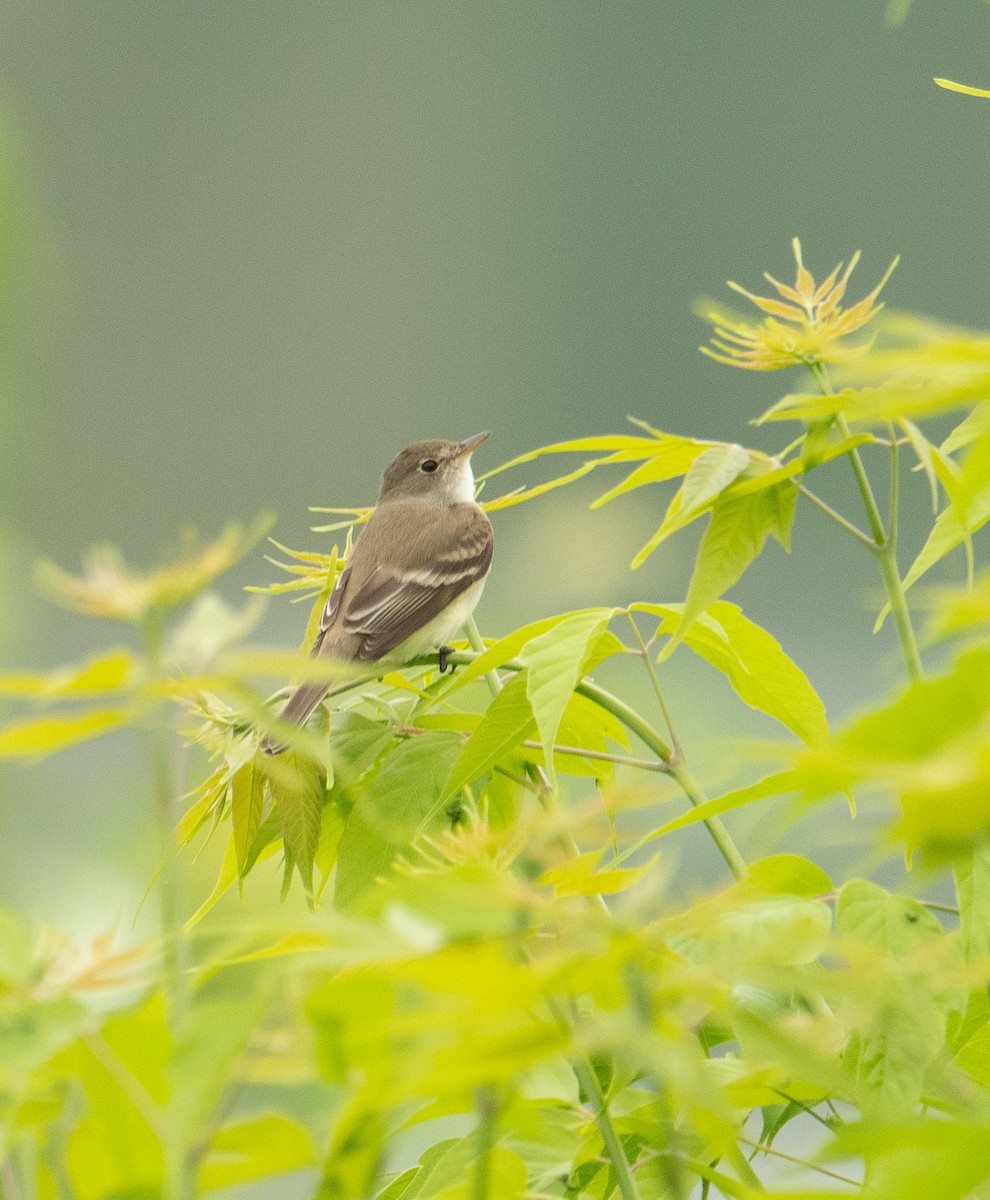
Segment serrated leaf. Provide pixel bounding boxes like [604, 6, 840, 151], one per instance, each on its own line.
[0, 708, 133, 758]
[231, 756, 267, 875]
[671, 481, 797, 647]
[632, 443, 751, 567]
[335, 732, 463, 908]
[517, 608, 616, 785]
[440, 673, 534, 802]
[267, 751, 325, 897]
[641, 601, 827, 745]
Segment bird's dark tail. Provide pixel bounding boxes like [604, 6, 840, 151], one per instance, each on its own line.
[261, 682, 330, 756]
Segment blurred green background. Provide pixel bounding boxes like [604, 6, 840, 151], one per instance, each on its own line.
[1, 0, 988, 927]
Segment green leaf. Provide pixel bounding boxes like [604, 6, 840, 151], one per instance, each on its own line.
[633, 770, 802, 846]
[540, 849, 659, 896]
[0, 650, 134, 698]
[517, 608, 616, 784]
[589, 434, 711, 507]
[671, 481, 797, 647]
[61, 1000, 168, 1200]
[641, 601, 828, 745]
[876, 447, 990, 626]
[267, 750, 325, 897]
[941, 405, 990, 455]
[186, 835, 239, 928]
[440, 672, 534, 801]
[198, 1114, 316, 1192]
[553, 689, 629, 780]
[231, 756, 267, 876]
[837, 878, 944, 952]
[175, 996, 268, 1148]
[954, 839, 990, 964]
[0, 708, 133, 758]
[335, 732, 463, 907]
[828, 1120, 990, 1200]
[632, 443, 752, 567]
[441, 612, 575, 694]
[836, 880, 950, 1121]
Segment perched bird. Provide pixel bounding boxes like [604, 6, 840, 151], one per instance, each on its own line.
[264, 432, 493, 753]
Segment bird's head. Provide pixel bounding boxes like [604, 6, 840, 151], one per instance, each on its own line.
[378, 432, 490, 506]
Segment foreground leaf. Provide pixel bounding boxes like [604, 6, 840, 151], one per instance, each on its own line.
[0, 708, 133, 758]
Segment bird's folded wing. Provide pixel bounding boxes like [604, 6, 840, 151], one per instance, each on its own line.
[340, 521, 493, 661]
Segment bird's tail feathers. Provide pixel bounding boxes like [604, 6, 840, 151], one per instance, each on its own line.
[262, 682, 330, 756]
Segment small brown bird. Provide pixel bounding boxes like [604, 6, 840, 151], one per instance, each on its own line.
[265, 432, 493, 753]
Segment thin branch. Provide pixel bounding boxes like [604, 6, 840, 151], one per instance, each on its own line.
[738, 1135, 860, 1186]
[625, 612, 684, 763]
[798, 485, 877, 552]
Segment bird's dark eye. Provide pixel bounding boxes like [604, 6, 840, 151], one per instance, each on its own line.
[420, 459, 439, 473]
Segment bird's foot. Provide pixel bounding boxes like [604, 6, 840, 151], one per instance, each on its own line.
[438, 645, 455, 674]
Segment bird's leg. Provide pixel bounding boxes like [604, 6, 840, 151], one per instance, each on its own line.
[438, 644, 455, 674]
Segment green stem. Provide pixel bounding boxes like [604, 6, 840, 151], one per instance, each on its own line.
[572, 1060, 643, 1200]
[472, 1088, 497, 1200]
[808, 364, 923, 682]
[797, 484, 876, 551]
[574, 680, 747, 881]
[625, 613, 684, 762]
[141, 609, 194, 1200]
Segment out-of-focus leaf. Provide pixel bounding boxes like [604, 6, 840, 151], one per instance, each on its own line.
[440, 672, 533, 801]
[941, 406, 990, 455]
[954, 839, 990, 966]
[540, 849, 659, 897]
[877, 438, 990, 626]
[335, 732, 463, 908]
[0, 708, 133, 758]
[837, 880, 952, 1122]
[186, 835, 239, 929]
[518, 608, 616, 785]
[669, 481, 797, 647]
[758, 374, 990, 425]
[61, 998, 169, 1200]
[315, 1089, 387, 1199]
[198, 1114, 316, 1192]
[827, 1119, 990, 1200]
[175, 996, 268, 1147]
[0, 650, 135, 698]
[641, 601, 827, 745]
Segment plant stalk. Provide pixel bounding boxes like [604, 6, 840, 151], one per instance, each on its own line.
[572, 1060, 643, 1200]
[141, 608, 194, 1200]
[807, 364, 923, 681]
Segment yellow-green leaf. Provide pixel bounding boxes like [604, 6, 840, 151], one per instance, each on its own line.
[0, 708, 132, 758]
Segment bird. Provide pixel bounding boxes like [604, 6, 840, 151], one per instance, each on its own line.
[264, 432, 493, 753]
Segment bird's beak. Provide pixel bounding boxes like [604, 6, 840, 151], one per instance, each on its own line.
[452, 431, 490, 460]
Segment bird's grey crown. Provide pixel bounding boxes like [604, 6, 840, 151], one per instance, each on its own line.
[378, 439, 477, 505]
